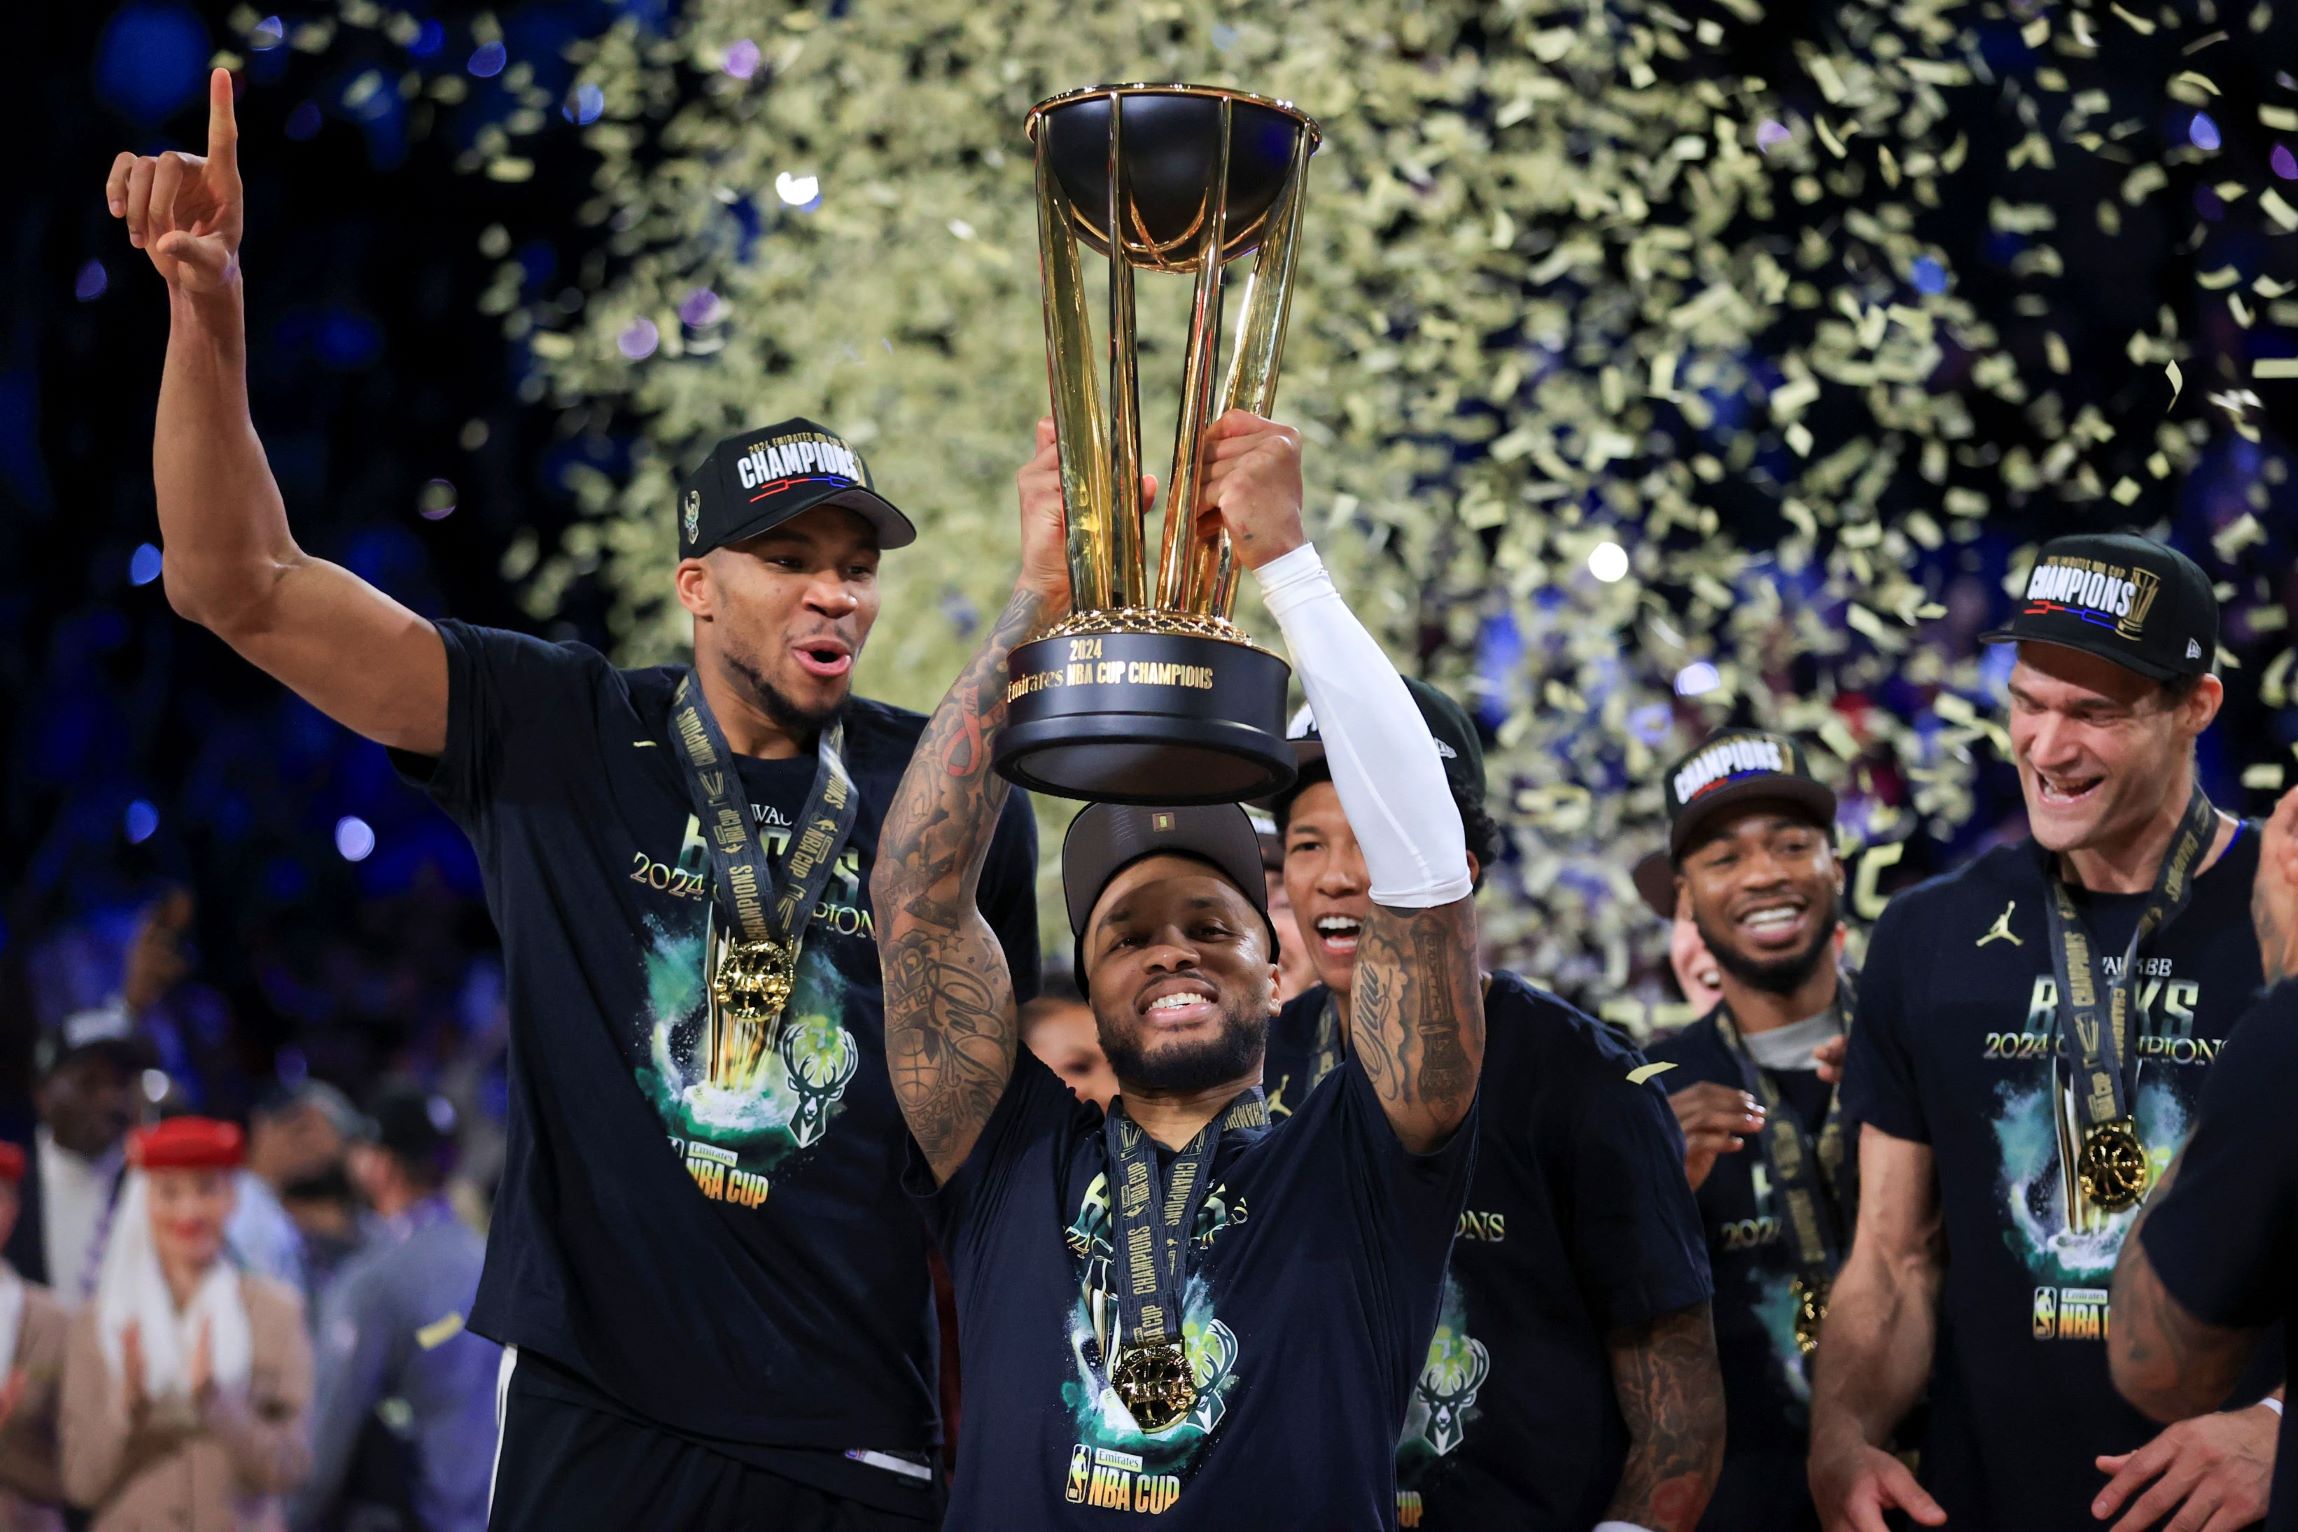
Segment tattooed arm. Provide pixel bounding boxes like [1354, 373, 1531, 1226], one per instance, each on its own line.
[1214, 412, 1483, 1152]
[1349, 898, 1484, 1151]
[1603, 1304, 1725, 1532]
[871, 421, 1071, 1184]
[2109, 1162, 2264, 1421]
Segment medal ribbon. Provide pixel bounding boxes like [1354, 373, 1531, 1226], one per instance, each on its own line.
[1713, 974, 1857, 1291]
[1104, 1090, 1267, 1362]
[669, 670, 860, 962]
[2042, 784, 2215, 1134]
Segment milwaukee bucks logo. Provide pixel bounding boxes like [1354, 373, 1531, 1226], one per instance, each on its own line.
[777, 1015, 859, 1148]
[1411, 1331, 1490, 1457]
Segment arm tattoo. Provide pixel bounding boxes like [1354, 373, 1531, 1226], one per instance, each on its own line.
[2109, 1161, 2261, 1421]
[1605, 1304, 1725, 1532]
[1348, 895, 1483, 1151]
[872, 585, 1049, 1183]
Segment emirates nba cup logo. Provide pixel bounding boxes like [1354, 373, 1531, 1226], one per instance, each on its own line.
[2120, 567, 2161, 640]
[683, 490, 701, 545]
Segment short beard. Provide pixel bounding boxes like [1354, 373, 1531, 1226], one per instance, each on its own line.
[1098, 1006, 1270, 1096]
[1695, 886, 1839, 998]
[722, 649, 846, 739]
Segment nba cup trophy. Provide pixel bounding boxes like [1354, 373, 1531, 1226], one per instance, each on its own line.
[994, 85, 1320, 805]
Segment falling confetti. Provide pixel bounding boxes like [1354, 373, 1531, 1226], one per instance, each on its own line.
[250, 0, 2298, 1012]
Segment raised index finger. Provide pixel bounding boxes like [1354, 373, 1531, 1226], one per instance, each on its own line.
[207, 67, 239, 169]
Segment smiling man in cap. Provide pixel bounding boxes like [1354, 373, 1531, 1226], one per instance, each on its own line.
[871, 410, 1482, 1527]
[106, 76, 1044, 1525]
[1641, 728, 1852, 1532]
[1811, 531, 2277, 1531]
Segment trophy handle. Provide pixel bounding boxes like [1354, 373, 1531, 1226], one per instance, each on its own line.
[1154, 96, 1233, 615]
[1167, 119, 1314, 617]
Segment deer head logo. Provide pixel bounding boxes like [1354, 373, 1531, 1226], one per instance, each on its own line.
[1413, 1333, 1490, 1458]
[1184, 1319, 1240, 1435]
[777, 1016, 859, 1149]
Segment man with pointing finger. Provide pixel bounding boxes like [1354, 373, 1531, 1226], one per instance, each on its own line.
[107, 69, 1042, 1531]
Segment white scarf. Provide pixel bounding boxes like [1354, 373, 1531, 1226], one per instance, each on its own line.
[94, 1174, 252, 1399]
[0, 1265, 23, 1380]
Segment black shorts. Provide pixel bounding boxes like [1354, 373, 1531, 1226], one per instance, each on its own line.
[489, 1352, 943, 1531]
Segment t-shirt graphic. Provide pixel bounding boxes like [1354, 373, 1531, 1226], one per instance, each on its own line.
[1265, 975, 1711, 1530]
[1398, 1274, 1486, 1464]
[635, 839, 868, 1196]
[913, 1048, 1474, 1529]
[1056, 1168, 1247, 1500]
[392, 621, 1040, 1499]
[1843, 825, 2274, 1528]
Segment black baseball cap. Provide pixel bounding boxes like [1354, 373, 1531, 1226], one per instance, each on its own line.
[1061, 802, 1274, 990]
[36, 1007, 157, 1079]
[361, 1081, 458, 1174]
[1279, 676, 1486, 816]
[1980, 532, 2216, 683]
[677, 417, 917, 559]
[1650, 728, 1837, 902]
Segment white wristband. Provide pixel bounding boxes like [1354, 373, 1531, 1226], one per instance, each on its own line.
[2261, 1396, 2285, 1418]
[1593, 1522, 1659, 1532]
[1250, 542, 1470, 908]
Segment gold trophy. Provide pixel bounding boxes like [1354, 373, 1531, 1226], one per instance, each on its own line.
[995, 84, 1320, 805]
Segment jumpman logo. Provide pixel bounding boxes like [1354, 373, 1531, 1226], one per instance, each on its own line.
[1977, 901, 2022, 948]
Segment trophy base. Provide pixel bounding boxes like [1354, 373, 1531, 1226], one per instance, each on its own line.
[997, 626, 1296, 805]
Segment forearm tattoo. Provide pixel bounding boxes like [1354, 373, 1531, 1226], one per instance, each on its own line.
[871, 586, 1049, 1180]
[1349, 896, 1483, 1148]
[2110, 1162, 2257, 1420]
[1606, 1305, 1726, 1532]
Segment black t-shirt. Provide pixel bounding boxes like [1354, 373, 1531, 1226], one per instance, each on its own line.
[1842, 824, 2271, 1527]
[911, 1047, 1476, 1529]
[1265, 974, 1712, 1530]
[1646, 1010, 1847, 1532]
[2139, 979, 2298, 1531]
[394, 621, 1041, 1483]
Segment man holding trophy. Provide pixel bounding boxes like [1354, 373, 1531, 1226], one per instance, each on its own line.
[875, 86, 1483, 1526]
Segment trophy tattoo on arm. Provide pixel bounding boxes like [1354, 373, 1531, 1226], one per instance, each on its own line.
[1348, 896, 1485, 1154]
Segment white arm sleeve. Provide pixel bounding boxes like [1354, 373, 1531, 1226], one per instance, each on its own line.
[1253, 543, 1471, 908]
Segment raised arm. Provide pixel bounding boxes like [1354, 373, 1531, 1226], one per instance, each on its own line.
[1212, 412, 1482, 1152]
[111, 68, 446, 755]
[871, 420, 1074, 1183]
[1806, 1125, 1948, 1532]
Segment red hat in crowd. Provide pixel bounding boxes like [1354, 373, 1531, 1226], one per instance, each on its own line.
[0, 1144, 24, 1186]
[130, 1118, 245, 1172]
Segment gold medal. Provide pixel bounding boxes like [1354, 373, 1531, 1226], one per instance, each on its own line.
[2078, 1118, 2151, 1211]
[714, 937, 798, 1024]
[1790, 1276, 1829, 1357]
[707, 937, 799, 1088]
[1110, 1341, 1194, 1432]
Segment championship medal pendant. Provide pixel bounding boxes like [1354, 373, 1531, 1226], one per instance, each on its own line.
[1790, 1277, 1829, 1357]
[713, 937, 798, 1028]
[1110, 1341, 1193, 1432]
[2078, 1118, 2151, 1211]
